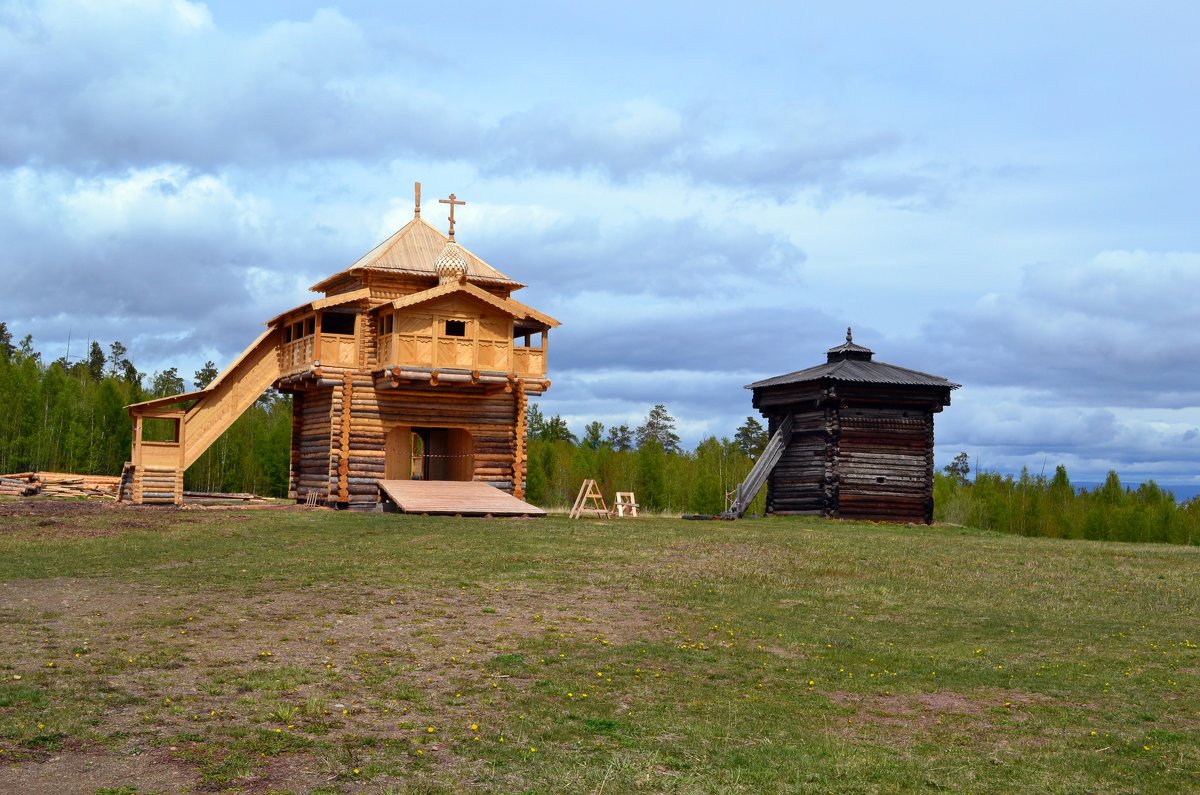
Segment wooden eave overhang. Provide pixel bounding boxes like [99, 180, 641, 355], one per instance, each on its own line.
[747, 360, 960, 391]
[265, 288, 374, 326]
[389, 281, 560, 329]
[309, 216, 525, 294]
[127, 390, 206, 413]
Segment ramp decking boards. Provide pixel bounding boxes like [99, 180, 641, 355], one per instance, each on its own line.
[378, 480, 545, 516]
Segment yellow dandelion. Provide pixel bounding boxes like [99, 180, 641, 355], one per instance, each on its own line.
[427, 726, 435, 733]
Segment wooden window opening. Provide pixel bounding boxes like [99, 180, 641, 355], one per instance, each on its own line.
[323, 311, 356, 336]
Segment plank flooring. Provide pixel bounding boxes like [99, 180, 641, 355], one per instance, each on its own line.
[377, 479, 545, 516]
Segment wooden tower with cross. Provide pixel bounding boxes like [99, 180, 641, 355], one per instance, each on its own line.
[123, 184, 558, 512]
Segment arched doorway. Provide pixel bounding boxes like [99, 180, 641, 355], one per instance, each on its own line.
[385, 426, 474, 481]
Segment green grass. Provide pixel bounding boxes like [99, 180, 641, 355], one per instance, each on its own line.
[0, 504, 1197, 793]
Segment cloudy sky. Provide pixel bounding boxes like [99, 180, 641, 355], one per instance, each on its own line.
[3, 0, 1199, 486]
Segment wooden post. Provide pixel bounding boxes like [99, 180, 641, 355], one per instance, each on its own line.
[313, 313, 323, 364]
[338, 373, 352, 504]
[513, 382, 527, 500]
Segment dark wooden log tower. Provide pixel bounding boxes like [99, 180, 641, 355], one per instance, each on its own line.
[748, 330, 958, 523]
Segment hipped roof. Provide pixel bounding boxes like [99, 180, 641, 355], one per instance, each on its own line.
[748, 333, 959, 391]
[391, 280, 560, 328]
[748, 359, 959, 390]
[310, 216, 523, 292]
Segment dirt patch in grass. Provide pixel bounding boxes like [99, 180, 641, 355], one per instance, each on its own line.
[825, 688, 1063, 753]
[0, 747, 197, 795]
[0, 498, 312, 539]
[0, 498, 228, 538]
[0, 575, 677, 791]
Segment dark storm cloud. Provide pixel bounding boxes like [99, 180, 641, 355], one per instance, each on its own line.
[0, 6, 478, 171]
[0, 5, 932, 203]
[479, 215, 807, 302]
[0, 164, 348, 370]
[549, 303, 837, 376]
[906, 253, 1200, 409]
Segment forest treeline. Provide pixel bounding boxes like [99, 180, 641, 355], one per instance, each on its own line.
[934, 454, 1199, 545]
[2, 324, 1197, 544]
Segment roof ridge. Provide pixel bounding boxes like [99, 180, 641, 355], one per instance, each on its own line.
[309, 215, 522, 293]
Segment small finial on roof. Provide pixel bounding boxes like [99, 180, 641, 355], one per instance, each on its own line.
[439, 193, 466, 241]
[847, 326, 853, 343]
[414, 182, 421, 217]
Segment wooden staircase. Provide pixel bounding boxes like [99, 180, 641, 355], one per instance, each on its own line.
[123, 328, 283, 504]
[722, 413, 793, 519]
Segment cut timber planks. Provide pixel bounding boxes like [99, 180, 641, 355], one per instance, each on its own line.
[378, 480, 545, 517]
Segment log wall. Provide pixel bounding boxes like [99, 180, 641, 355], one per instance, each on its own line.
[756, 383, 948, 524]
[287, 368, 522, 510]
[290, 388, 334, 502]
[765, 409, 831, 515]
[835, 407, 934, 523]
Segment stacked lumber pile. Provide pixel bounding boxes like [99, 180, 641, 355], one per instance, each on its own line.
[0, 472, 38, 497]
[0, 472, 122, 499]
[182, 490, 272, 505]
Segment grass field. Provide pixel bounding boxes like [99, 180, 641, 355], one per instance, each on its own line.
[0, 500, 1197, 794]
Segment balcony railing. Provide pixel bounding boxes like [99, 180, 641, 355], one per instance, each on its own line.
[279, 334, 357, 371]
[378, 332, 545, 377]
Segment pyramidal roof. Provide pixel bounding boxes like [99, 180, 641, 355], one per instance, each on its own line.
[747, 329, 960, 391]
[310, 215, 523, 293]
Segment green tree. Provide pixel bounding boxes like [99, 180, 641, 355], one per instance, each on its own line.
[635, 438, 667, 511]
[526, 403, 546, 439]
[635, 404, 681, 454]
[18, 335, 39, 363]
[149, 367, 186, 398]
[581, 421, 605, 450]
[605, 424, 633, 452]
[541, 415, 577, 444]
[0, 322, 13, 359]
[86, 341, 106, 381]
[193, 360, 219, 389]
[733, 416, 768, 457]
[943, 451, 971, 485]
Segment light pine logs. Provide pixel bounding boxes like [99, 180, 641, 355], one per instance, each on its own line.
[0, 472, 122, 499]
[282, 374, 524, 510]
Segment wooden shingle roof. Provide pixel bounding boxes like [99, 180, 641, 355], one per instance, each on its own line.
[310, 216, 523, 293]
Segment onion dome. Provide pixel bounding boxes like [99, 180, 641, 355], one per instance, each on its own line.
[434, 240, 469, 284]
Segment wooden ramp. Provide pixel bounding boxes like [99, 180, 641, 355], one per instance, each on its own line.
[378, 480, 546, 517]
[721, 412, 793, 519]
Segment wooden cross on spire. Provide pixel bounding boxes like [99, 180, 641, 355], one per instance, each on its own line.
[439, 193, 466, 240]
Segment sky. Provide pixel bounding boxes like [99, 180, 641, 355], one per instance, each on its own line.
[2, 0, 1199, 486]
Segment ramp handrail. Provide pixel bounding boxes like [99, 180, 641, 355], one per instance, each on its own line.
[723, 413, 793, 518]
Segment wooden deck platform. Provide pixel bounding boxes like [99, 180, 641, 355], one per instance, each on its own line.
[377, 480, 546, 517]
